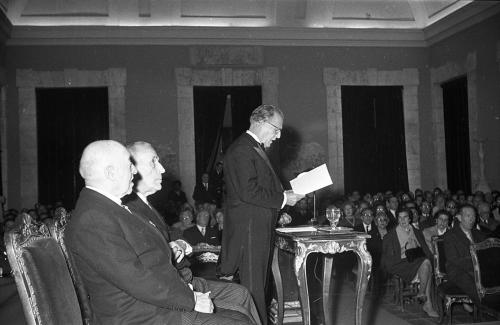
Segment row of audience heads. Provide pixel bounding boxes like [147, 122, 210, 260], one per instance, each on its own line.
[334, 188, 499, 231]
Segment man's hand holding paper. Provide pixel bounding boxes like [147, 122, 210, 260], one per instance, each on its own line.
[284, 190, 305, 206]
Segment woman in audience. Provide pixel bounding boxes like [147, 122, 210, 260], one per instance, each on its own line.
[445, 199, 458, 219]
[374, 201, 395, 230]
[337, 201, 357, 228]
[172, 209, 195, 231]
[419, 201, 432, 227]
[368, 211, 390, 288]
[382, 208, 438, 317]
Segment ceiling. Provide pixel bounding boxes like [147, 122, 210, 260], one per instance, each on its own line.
[0, 0, 499, 46]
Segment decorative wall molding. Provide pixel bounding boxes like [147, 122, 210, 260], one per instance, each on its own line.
[430, 52, 478, 190]
[323, 67, 421, 194]
[7, 25, 427, 47]
[189, 46, 263, 66]
[174, 67, 279, 203]
[16, 68, 126, 207]
[5, 2, 499, 47]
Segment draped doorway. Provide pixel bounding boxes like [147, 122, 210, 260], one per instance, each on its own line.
[341, 86, 408, 194]
[442, 76, 471, 193]
[36, 87, 109, 208]
[193, 86, 261, 181]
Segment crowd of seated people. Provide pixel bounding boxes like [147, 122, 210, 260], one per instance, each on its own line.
[321, 187, 500, 317]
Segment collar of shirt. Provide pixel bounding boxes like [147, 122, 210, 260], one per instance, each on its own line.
[86, 186, 123, 207]
[246, 130, 262, 146]
[437, 228, 446, 236]
[136, 192, 150, 206]
[197, 225, 205, 233]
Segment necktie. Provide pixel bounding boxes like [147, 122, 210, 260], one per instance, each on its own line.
[201, 227, 206, 236]
[204, 183, 208, 191]
[365, 224, 370, 233]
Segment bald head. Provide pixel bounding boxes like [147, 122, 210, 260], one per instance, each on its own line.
[80, 140, 136, 198]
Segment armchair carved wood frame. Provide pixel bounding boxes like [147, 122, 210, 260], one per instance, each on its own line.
[5, 212, 84, 325]
[432, 236, 476, 325]
[5, 210, 93, 325]
[470, 238, 500, 321]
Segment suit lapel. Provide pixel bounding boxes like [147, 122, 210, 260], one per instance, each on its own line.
[128, 196, 171, 246]
[253, 145, 284, 191]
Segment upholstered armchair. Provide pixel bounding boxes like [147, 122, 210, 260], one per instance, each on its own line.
[470, 238, 500, 319]
[52, 207, 95, 325]
[5, 213, 83, 325]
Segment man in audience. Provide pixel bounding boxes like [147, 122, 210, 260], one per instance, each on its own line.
[184, 209, 221, 247]
[211, 161, 224, 207]
[192, 173, 217, 206]
[423, 209, 450, 253]
[386, 195, 398, 226]
[443, 204, 487, 305]
[476, 201, 500, 237]
[66, 140, 260, 325]
[354, 207, 375, 233]
[123, 141, 192, 279]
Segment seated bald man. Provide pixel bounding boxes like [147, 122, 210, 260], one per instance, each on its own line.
[66, 140, 260, 325]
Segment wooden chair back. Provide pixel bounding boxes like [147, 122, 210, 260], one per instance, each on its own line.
[4, 213, 83, 325]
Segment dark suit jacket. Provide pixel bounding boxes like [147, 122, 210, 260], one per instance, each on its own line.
[66, 188, 195, 325]
[366, 227, 385, 268]
[443, 225, 487, 283]
[124, 192, 192, 276]
[192, 183, 216, 204]
[219, 133, 284, 276]
[183, 225, 221, 246]
[123, 192, 184, 242]
[353, 221, 376, 234]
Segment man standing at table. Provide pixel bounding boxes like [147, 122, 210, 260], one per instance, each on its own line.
[218, 104, 304, 324]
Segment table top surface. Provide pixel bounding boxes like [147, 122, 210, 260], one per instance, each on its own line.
[276, 225, 370, 242]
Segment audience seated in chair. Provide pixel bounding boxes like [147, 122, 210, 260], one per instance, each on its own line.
[65, 140, 260, 325]
[443, 204, 487, 306]
[172, 209, 196, 232]
[423, 209, 450, 253]
[381, 207, 438, 317]
[476, 202, 500, 238]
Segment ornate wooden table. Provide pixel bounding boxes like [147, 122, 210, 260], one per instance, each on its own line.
[271, 227, 372, 325]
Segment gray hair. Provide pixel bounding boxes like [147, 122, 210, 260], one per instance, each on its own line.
[249, 104, 283, 124]
[126, 141, 154, 162]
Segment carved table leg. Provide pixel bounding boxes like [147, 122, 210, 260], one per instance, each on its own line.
[354, 244, 372, 325]
[271, 245, 284, 325]
[323, 256, 334, 325]
[295, 249, 312, 325]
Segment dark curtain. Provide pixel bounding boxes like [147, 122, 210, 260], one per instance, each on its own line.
[442, 76, 471, 193]
[193, 86, 261, 181]
[37, 87, 109, 208]
[342, 86, 408, 194]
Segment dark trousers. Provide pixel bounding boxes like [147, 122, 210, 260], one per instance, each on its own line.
[180, 278, 261, 325]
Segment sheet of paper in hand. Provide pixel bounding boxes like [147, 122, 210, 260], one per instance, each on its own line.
[290, 164, 333, 195]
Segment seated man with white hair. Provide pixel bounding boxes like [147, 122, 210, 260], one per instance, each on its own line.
[66, 140, 260, 325]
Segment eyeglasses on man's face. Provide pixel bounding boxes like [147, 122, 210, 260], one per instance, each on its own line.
[265, 121, 282, 135]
